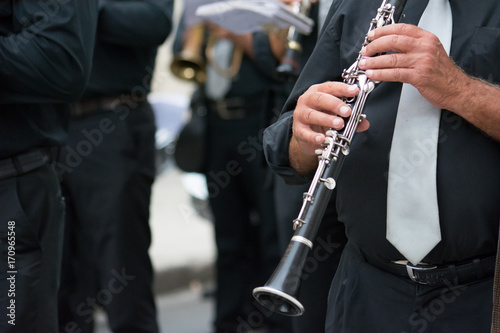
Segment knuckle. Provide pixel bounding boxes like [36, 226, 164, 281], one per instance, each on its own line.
[306, 110, 314, 121]
[390, 34, 399, 46]
[313, 92, 324, 107]
[389, 53, 399, 67]
[399, 23, 411, 35]
[393, 68, 403, 81]
[309, 83, 321, 92]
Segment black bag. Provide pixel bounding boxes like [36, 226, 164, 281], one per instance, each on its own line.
[174, 89, 209, 173]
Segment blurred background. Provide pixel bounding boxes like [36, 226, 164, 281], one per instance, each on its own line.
[94, 1, 217, 331]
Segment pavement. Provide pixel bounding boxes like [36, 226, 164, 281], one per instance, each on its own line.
[146, 90, 216, 295]
[143, 5, 219, 296]
[149, 165, 216, 295]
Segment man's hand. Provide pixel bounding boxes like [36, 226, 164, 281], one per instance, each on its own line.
[359, 23, 466, 112]
[290, 82, 363, 174]
[359, 23, 500, 141]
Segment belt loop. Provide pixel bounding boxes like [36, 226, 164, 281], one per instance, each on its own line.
[11, 156, 24, 175]
[473, 258, 485, 280]
[447, 264, 458, 285]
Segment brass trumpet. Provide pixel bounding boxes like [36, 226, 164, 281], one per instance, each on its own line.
[170, 24, 207, 83]
[170, 24, 244, 84]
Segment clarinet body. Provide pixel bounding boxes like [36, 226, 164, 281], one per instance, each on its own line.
[253, 0, 406, 316]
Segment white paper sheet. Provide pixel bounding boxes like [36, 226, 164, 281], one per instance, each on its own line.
[195, 0, 314, 35]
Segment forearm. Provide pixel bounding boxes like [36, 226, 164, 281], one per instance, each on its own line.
[230, 33, 255, 59]
[290, 134, 319, 174]
[451, 73, 500, 141]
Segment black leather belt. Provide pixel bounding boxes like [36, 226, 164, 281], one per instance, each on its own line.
[365, 254, 496, 287]
[209, 93, 266, 120]
[70, 95, 136, 117]
[0, 149, 51, 181]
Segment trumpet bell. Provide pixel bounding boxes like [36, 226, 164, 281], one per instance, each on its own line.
[253, 286, 305, 316]
[170, 51, 206, 83]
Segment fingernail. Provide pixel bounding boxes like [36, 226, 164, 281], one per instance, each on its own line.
[347, 85, 357, 92]
[367, 30, 374, 39]
[360, 46, 366, 55]
[339, 106, 350, 116]
[315, 135, 323, 143]
[359, 59, 366, 67]
[333, 118, 343, 127]
[366, 70, 373, 77]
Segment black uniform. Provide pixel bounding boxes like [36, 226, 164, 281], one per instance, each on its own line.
[0, 1, 98, 332]
[171, 18, 293, 330]
[202, 32, 293, 333]
[56, 1, 173, 332]
[264, 0, 500, 332]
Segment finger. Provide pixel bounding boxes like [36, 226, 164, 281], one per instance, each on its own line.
[361, 34, 417, 57]
[292, 118, 327, 150]
[295, 104, 346, 131]
[367, 23, 426, 41]
[303, 82, 359, 115]
[317, 81, 360, 101]
[356, 118, 370, 132]
[364, 68, 413, 83]
[359, 52, 415, 71]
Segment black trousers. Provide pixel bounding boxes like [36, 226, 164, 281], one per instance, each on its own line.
[57, 102, 158, 333]
[0, 163, 65, 332]
[205, 108, 291, 333]
[326, 242, 493, 333]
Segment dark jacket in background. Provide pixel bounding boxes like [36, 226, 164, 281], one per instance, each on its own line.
[0, 1, 98, 159]
[0, 1, 98, 332]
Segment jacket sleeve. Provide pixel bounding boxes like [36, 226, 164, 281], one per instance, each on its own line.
[263, 111, 316, 184]
[252, 31, 281, 81]
[0, 0, 99, 104]
[98, 0, 173, 48]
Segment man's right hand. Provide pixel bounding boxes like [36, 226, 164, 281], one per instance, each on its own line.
[289, 81, 365, 174]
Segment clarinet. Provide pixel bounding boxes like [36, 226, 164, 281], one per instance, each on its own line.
[253, 0, 407, 316]
[276, 0, 314, 81]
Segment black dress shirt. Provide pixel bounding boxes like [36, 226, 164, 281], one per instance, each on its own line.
[264, 0, 500, 264]
[0, 1, 99, 159]
[83, 0, 173, 98]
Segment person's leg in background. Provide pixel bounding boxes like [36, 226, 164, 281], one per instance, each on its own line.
[58, 102, 158, 333]
[1, 161, 65, 332]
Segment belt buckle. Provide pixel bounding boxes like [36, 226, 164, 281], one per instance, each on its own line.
[405, 262, 438, 284]
[215, 97, 246, 120]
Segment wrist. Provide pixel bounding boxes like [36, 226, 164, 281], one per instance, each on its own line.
[289, 135, 318, 174]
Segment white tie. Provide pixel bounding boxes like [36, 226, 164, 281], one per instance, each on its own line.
[318, 0, 334, 35]
[386, 0, 452, 265]
[205, 38, 233, 99]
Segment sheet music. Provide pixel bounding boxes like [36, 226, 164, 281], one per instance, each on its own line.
[184, 0, 214, 26]
[195, 0, 314, 35]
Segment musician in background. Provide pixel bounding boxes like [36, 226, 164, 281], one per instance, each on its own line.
[57, 1, 173, 332]
[0, 2, 98, 332]
[264, 0, 500, 331]
[173, 3, 292, 332]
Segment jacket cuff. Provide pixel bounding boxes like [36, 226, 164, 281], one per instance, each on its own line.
[263, 111, 314, 184]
